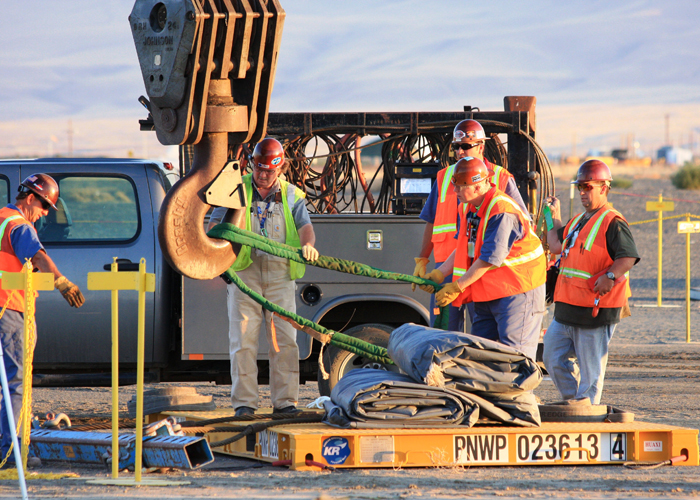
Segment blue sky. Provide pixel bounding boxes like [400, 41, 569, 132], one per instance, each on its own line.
[1, 0, 698, 161]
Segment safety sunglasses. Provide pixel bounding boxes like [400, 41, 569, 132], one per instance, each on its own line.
[576, 182, 605, 193]
[38, 198, 51, 210]
[452, 143, 479, 152]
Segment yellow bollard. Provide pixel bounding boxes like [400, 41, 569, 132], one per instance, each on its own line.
[645, 194, 675, 306]
[677, 216, 700, 343]
[687, 215, 691, 343]
[87, 259, 185, 486]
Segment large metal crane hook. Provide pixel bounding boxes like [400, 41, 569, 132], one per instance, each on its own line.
[130, 0, 285, 279]
[158, 131, 244, 278]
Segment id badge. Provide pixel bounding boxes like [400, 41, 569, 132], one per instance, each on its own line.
[468, 241, 475, 258]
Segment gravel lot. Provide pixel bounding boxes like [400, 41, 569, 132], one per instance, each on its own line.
[2, 167, 700, 499]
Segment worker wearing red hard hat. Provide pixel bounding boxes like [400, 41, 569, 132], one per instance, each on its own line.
[208, 138, 318, 417]
[413, 119, 527, 332]
[543, 159, 639, 404]
[0, 173, 84, 465]
[420, 157, 546, 359]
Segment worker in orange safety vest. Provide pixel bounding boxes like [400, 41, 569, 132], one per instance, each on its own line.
[413, 119, 527, 332]
[0, 173, 84, 465]
[543, 159, 639, 404]
[420, 158, 545, 359]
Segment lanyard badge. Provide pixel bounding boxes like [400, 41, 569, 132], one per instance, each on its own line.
[256, 201, 273, 237]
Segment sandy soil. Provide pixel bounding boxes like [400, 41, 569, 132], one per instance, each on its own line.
[2, 171, 700, 499]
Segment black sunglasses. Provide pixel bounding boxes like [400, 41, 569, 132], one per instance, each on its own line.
[452, 143, 479, 152]
[37, 197, 51, 210]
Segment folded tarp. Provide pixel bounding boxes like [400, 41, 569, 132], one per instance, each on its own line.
[323, 369, 479, 428]
[387, 323, 542, 427]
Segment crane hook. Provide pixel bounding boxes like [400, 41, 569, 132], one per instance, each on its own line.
[158, 131, 244, 279]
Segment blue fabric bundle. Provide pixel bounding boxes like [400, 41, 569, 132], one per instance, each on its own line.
[387, 323, 542, 427]
[323, 369, 479, 428]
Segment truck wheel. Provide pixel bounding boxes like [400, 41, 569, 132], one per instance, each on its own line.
[317, 323, 399, 397]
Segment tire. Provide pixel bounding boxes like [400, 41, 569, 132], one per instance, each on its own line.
[317, 323, 400, 397]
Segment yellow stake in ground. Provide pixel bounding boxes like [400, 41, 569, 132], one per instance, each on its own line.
[86, 258, 183, 486]
[646, 194, 674, 306]
[678, 218, 700, 343]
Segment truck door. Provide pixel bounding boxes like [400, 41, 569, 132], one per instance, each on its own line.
[20, 162, 158, 369]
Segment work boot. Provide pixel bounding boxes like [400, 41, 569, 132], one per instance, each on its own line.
[234, 406, 255, 417]
[273, 406, 301, 415]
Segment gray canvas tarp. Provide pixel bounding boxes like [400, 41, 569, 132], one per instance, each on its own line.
[387, 323, 542, 427]
[323, 369, 480, 428]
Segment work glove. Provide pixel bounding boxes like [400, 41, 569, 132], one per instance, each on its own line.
[54, 276, 85, 308]
[411, 257, 430, 291]
[301, 244, 319, 262]
[419, 269, 444, 293]
[435, 281, 463, 307]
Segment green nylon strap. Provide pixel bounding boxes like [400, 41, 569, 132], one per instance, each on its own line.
[208, 223, 442, 289]
[209, 223, 451, 361]
[222, 268, 394, 365]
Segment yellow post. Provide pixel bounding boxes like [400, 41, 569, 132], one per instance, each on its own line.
[110, 258, 119, 479]
[658, 193, 663, 307]
[686, 215, 691, 343]
[21, 264, 32, 472]
[87, 258, 164, 486]
[646, 195, 674, 307]
[134, 258, 147, 482]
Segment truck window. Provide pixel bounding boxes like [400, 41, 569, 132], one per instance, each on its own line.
[36, 176, 140, 243]
[0, 176, 7, 207]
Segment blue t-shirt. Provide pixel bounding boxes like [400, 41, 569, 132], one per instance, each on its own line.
[5, 204, 44, 263]
[477, 213, 523, 266]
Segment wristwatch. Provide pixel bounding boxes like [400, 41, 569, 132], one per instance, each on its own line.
[605, 271, 615, 281]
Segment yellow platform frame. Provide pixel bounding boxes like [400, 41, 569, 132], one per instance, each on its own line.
[158, 409, 699, 470]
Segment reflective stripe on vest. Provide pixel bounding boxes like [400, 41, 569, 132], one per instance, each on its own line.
[467, 187, 546, 302]
[0, 215, 23, 248]
[431, 164, 460, 261]
[554, 206, 631, 308]
[0, 209, 32, 312]
[440, 164, 457, 203]
[584, 209, 614, 251]
[0, 215, 23, 281]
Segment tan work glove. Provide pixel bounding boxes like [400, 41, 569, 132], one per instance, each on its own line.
[55, 276, 85, 308]
[435, 281, 463, 307]
[301, 244, 319, 262]
[411, 257, 430, 291]
[419, 269, 445, 293]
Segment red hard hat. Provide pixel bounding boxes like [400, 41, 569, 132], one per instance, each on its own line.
[451, 157, 492, 186]
[251, 138, 285, 170]
[571, 159, 613, 184]
[453, 119, 487, 144]
[19, 173, 59, 210]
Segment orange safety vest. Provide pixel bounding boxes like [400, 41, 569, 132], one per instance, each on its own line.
[452, 186, 545, 305]
[430, 164, 460, 262]
[0, 206, 34, 312]
[553, 205, 631, 309]
[431, 160, 511, 263]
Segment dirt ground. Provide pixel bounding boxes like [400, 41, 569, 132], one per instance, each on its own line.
[2, 170, 700, 499]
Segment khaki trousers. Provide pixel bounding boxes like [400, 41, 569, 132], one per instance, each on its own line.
[227, 200, 300, 410]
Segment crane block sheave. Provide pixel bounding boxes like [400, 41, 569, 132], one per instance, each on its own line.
[129, 0, 285, 279]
